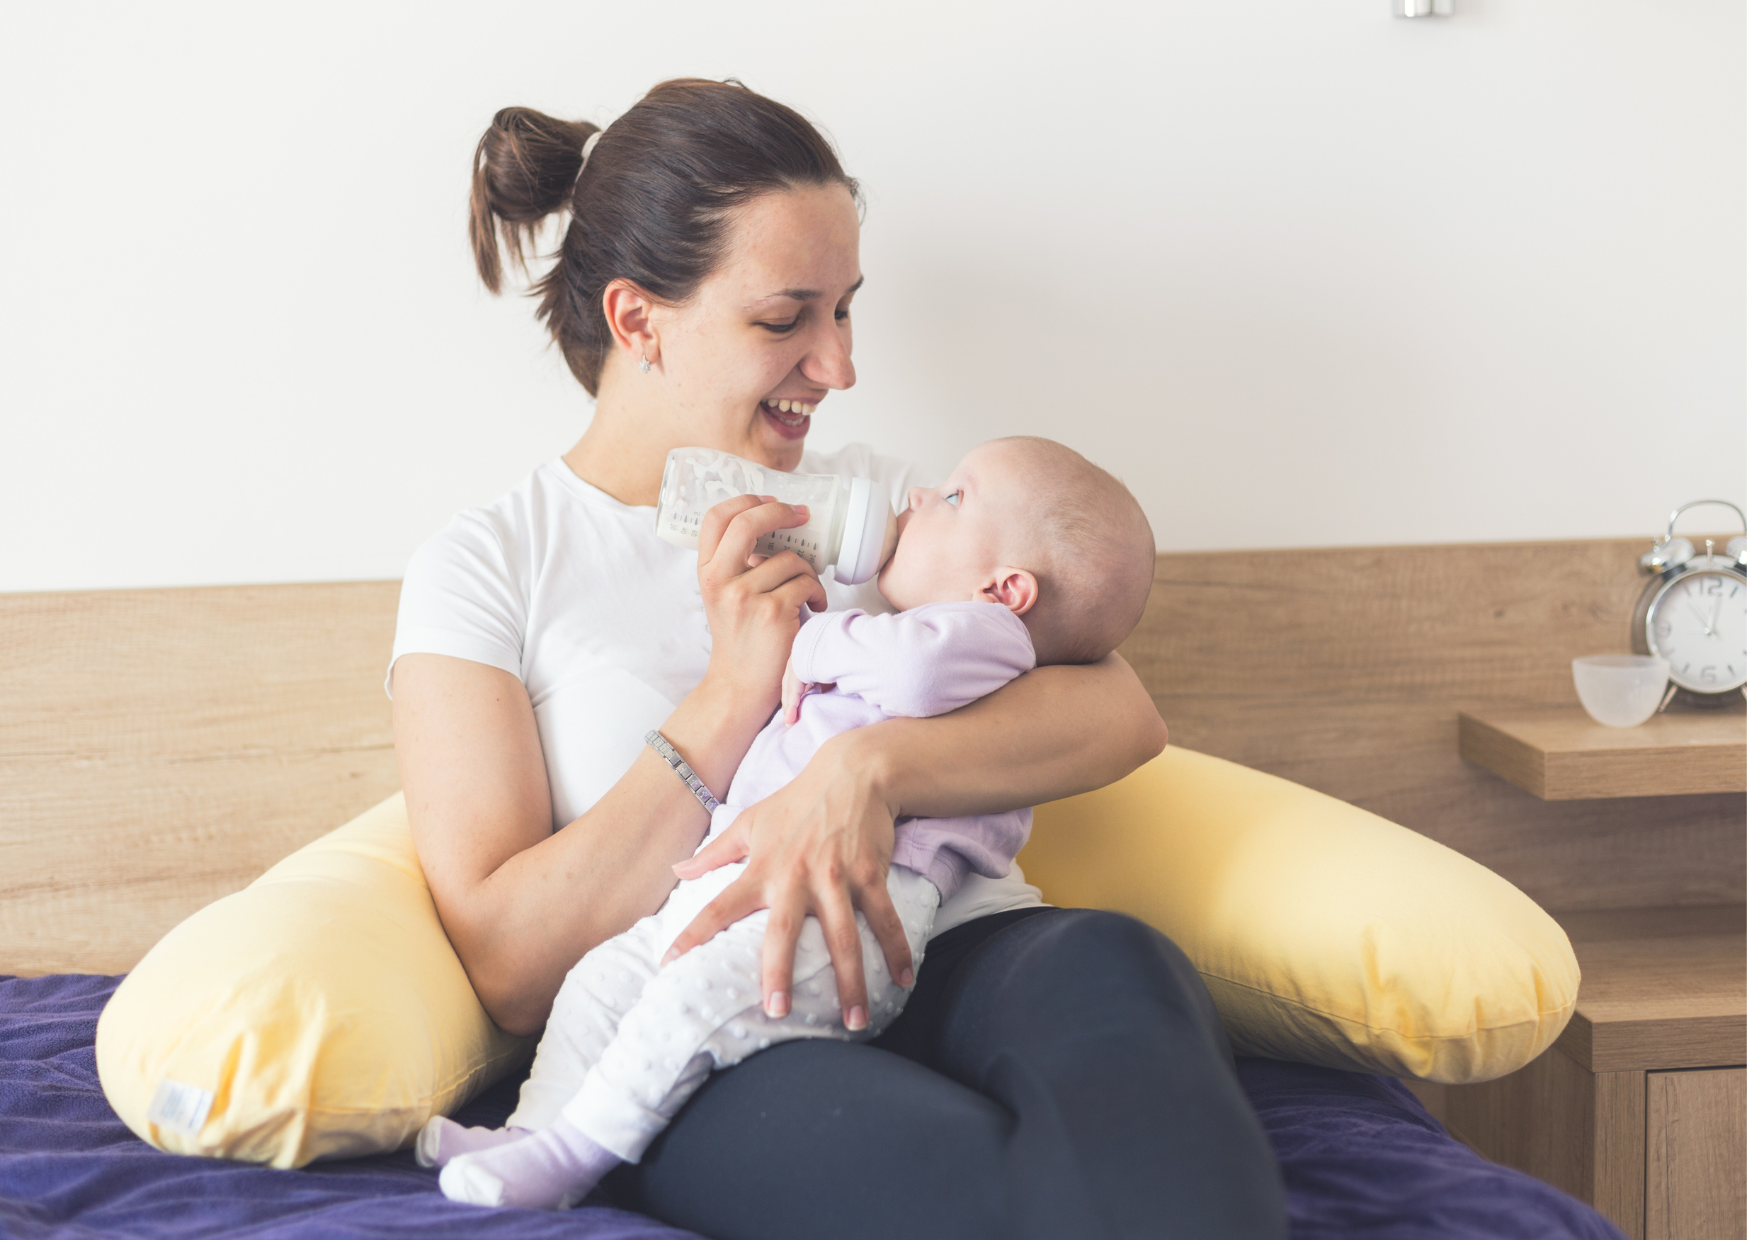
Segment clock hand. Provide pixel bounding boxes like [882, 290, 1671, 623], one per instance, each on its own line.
[1687, 596, 1713, 634]
[1708, 594, 1722, 638]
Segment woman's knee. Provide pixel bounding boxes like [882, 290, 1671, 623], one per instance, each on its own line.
[616, 1042, 1012, 1240]
[984, 910, 1233, 1066]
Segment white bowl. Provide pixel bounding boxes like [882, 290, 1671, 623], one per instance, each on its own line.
[1572, 655, 1670, 727]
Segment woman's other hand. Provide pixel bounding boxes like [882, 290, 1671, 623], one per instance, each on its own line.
[662, 730, 911, 1033]
[697, 495, 828, 714]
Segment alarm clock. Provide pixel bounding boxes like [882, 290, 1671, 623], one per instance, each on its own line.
[1631, 499, 1748, 706]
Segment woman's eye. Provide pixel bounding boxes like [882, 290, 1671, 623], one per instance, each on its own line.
[834, 308, 850, 322]
[944, 490, 962, 508]
[760, 319, 800, 334]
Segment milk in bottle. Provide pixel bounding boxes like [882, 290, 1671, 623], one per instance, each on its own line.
[655, 447, 899, 585]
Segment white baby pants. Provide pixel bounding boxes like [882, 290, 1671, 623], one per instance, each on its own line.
[504, 839, 941, 1164]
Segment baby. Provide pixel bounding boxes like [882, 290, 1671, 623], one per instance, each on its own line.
[421, 436, 1156, 1210]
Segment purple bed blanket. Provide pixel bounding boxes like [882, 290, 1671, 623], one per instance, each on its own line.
[1, 974, 1623, 1240]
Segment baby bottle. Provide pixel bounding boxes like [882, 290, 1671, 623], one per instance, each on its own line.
[655, 447, 899, 585]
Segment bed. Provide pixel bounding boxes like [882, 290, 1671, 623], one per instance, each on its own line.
[10, 538, 1734, 1238]
[1, 971, 1622, 1239]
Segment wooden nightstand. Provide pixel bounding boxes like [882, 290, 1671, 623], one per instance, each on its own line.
[1434, 706, 1748, 1240]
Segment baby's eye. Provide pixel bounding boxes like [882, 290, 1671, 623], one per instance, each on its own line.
[944, 490, 962, 508]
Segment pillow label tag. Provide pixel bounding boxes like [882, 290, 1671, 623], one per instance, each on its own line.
[147, 1078, 214, 1135]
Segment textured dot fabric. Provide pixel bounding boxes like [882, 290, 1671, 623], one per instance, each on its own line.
[508, 859, 939, 1161]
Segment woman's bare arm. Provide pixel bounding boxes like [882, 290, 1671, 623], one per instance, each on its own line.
[864, 651, 1167, 818]
[396, 496, 828, 1036]
[666, 650, 1166, 1026]
[394, 655, 763, 1036]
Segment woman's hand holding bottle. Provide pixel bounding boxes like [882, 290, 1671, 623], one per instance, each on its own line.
[695, 495, 828, 718]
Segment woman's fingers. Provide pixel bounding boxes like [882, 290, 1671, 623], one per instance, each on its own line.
[671, 821, 750, 880]
[662, 874, 761, 966]
[700, 498, 811, 579]
[856, 879, 915, 990]
[768, 569, 829, 618]
[759, 886, 808, 1018]
[732, 548, 817, 597]
[811, 884, 870, 1030]
[696, 494, 767, 565]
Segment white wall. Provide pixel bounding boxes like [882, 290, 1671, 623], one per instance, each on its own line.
[3, 1, 1742, 592]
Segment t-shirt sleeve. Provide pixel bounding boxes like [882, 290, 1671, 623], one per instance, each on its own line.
[385, 507, 528, 698]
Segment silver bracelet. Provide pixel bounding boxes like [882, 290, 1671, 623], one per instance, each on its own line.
[644, 730, 721, 815]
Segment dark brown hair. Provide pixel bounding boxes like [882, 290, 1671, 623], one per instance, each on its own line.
[469, 78, 858, 395]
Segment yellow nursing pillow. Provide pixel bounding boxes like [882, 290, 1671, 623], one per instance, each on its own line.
[1017, 746, 1578, 1083]
[96, 793, 530, 1169]
[98, 747, 1577, 1168]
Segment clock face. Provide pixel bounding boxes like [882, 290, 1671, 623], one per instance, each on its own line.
[1647, 570, 1747, 693]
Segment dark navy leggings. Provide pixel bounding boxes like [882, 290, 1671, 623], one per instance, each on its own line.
[605, 907, 1287, 1240]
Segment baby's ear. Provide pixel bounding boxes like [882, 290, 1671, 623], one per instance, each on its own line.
[981, 567, 1039, 616]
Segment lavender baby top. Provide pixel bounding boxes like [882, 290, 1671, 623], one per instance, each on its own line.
[719, 601, 1038, 900]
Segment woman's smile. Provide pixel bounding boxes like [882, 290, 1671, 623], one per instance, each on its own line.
[760, 396, 818, 440]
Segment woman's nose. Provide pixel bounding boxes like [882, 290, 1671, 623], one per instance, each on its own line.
[801, 321, 856, 391]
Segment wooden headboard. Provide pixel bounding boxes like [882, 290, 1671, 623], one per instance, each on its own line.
[4, 539, 1742, 976]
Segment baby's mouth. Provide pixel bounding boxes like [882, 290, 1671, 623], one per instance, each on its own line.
[762, 397, 816, 428]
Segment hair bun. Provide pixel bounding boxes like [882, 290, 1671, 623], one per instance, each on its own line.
[469, 107, 597, 293]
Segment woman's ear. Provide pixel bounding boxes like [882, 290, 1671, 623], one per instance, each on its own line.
[601, 278, 661, 368]
[981, 567, 1039, 616]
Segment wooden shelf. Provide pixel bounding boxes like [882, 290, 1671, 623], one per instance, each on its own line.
[1552, 905, 1746, 1073]
[1458, 706, 1746, 800]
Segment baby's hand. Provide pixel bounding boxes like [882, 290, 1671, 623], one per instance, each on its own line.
[780, 658, 812, 727]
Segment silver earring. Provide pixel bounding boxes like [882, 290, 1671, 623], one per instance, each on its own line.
[639, 354, 652, 375]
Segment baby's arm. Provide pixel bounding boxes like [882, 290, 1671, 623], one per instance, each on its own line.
[788, 604, 1036, 720]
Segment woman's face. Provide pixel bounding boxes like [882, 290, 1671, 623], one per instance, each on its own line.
[651, 183, 862, 472]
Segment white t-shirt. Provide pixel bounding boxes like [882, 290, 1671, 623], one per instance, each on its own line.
[388, 443, 1042, 936]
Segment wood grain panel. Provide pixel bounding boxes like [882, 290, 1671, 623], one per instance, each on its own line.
[1459, 708, 1747, 800]
[1594, 1068, 1650, 1240]
[7, 542, 1744, 974]
[1552, 907, 1747, 1073]
[0, 583, 402, 975]
[1125, 539, 1747, 912]
[1646, 1068, 1747, 1240]
[1438, 1046, 1647, 1238]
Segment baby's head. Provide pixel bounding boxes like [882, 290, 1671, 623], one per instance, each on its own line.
[877, 437, 1155, 665]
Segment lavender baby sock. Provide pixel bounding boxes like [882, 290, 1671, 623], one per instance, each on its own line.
[438, 1118, 622, 1211]
[414, 1116, 529, 1168]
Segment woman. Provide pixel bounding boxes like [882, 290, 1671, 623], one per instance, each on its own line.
[390, 78, 1285, 1240]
